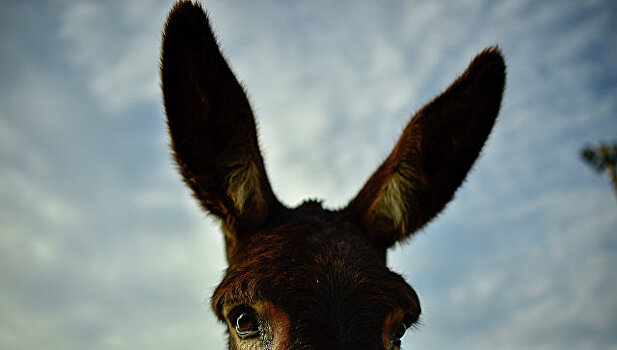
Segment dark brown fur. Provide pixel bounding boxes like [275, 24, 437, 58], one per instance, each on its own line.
[161, 1, 505, 349]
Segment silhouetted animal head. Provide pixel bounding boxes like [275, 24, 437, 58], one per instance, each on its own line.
[161, 2, 505, 349]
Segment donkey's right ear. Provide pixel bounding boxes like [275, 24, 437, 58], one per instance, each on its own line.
[161, 1, 281, 236]
[345, 48, 505, 250]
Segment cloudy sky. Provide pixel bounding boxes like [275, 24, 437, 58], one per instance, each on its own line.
[1, 0, 616, 349]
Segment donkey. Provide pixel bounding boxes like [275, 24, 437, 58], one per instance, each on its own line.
[161, 1, 505, 349]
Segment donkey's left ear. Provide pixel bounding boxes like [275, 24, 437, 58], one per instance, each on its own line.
[345, 47, 506, 249]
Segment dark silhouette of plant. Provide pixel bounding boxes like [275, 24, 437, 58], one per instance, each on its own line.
[581, 142, 617, 199]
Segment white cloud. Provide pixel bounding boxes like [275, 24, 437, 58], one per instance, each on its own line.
[1, 0, 616, 349]
[59, 0, 168, 113]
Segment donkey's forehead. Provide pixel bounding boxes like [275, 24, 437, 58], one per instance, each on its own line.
[212, 205, 419, 319]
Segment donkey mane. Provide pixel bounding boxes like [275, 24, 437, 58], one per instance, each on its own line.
[161, 1, 505, 349]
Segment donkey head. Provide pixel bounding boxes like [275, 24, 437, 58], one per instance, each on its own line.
[161, 1, 505, 349]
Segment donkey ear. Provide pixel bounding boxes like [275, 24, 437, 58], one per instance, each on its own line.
[346, 48, 506, 249]
[161, 2, 280, 235]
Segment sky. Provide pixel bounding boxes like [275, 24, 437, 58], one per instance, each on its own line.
[0, 0, 616, 349]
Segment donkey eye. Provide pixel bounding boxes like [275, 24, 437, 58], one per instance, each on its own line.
[236, 313, 258, 336]
[394, 321, 407, 339]
[391, 314, 415, 349]
[230, 308, 260, 338]
[390, 322, 406, 349]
